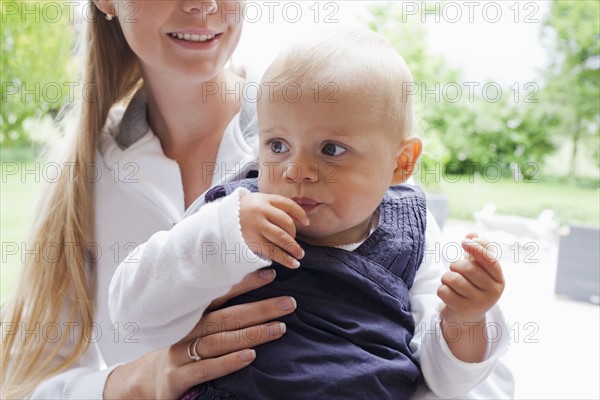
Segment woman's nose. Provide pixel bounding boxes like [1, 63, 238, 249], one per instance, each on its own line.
[181, 0, 218, 15]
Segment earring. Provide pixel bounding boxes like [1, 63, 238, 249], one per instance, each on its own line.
[105, 13, 114, 21]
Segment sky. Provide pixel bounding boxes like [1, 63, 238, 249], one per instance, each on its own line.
[235, 1, 551, 86]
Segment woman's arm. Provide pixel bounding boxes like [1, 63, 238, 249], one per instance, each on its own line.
[31, 271, 296, 399]
[109, 187, 307, 352]
[109, 188, 272, 350]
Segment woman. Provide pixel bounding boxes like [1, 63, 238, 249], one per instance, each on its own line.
[1, 1, 513, 398]
[2, 1, 295, 397]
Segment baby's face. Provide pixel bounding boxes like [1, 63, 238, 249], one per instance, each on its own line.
[257, 88, 401, 246]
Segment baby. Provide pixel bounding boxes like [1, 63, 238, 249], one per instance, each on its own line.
[110, 27, 507, 400]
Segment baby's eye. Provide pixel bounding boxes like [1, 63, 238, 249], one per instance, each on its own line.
[321, 143, 347, 157]
[270, 140, 290, 154]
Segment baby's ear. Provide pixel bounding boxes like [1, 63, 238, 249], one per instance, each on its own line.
[391, 136, 422, 185]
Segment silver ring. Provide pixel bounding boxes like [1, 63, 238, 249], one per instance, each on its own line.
[187, 337, 202, 362]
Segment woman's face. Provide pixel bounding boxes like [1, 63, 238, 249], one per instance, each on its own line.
[112, 0, 244, 82]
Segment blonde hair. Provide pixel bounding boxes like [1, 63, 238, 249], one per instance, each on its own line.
[261, 27, 414, 138]
[1, 5, 141, 398]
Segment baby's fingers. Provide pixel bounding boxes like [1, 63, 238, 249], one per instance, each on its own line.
[440, 270, 475, 299]
[461, 238, 504, 284]
[450, 259, 496, 291]
[270, 249, 301, 270]
[261, 226, 302, 269]
[269, 196, 310, 227]
[268, 208, 297, 236]
[265, 211, 305, 261]
[437, 282, 469, 311]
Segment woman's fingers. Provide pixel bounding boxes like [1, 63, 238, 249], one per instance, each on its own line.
[207, 269, 277, 311]
[174, 349, 257, 392]
[168, 296, 297, 393]
[171, 296, 297, 389]
[200, 322, 287, 358]
[190, 296, 297, 338]
[174, 321, 287, 365]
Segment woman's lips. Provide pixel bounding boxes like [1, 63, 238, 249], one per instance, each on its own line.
[167, 32, 222, 49]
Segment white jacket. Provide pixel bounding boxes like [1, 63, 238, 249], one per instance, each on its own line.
[31, 94, 512, 399]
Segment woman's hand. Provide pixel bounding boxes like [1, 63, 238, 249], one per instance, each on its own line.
[104, 269, 296, 399]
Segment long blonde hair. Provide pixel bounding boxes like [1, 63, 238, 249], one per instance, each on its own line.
[1, 5, 140, 398]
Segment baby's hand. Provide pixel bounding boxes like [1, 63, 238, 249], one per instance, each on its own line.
[239, 193, 310, 269]
[438, 234, 505, 326]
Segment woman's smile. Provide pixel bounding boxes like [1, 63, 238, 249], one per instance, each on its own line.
[167, 30, 222, 49]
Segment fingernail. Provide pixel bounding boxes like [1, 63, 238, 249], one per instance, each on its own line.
[259, 269, 276, 280]
[291, 259, 300, 269]
[239, 349, 256, 362]
[268, 322, 287, 336]
[277, 297, 297, 311]
[463, 239, 481, 246]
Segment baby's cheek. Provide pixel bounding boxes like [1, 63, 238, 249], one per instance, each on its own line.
[296, 222, 315, 237]
[257, 176, 277, 194]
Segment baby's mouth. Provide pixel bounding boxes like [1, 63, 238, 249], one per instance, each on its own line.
[293, 197, 320, 212]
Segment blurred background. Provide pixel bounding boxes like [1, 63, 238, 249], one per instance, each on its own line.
[1, 1, 599, 398]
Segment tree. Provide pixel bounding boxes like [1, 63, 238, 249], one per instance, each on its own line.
[365, 3, 460, 183]
[1, 0, 74, 148]
[542, 0, 600, 176]
[365, 3, 556, 181]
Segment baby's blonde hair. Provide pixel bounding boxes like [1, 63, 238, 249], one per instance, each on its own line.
[261, 27, 414, 139]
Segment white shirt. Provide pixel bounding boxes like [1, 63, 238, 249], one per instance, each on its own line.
[31, 102, 512, 399]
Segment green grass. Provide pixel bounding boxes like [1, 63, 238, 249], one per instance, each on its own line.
[425, 174, 600, 226]
[1, 162, 38, 302]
